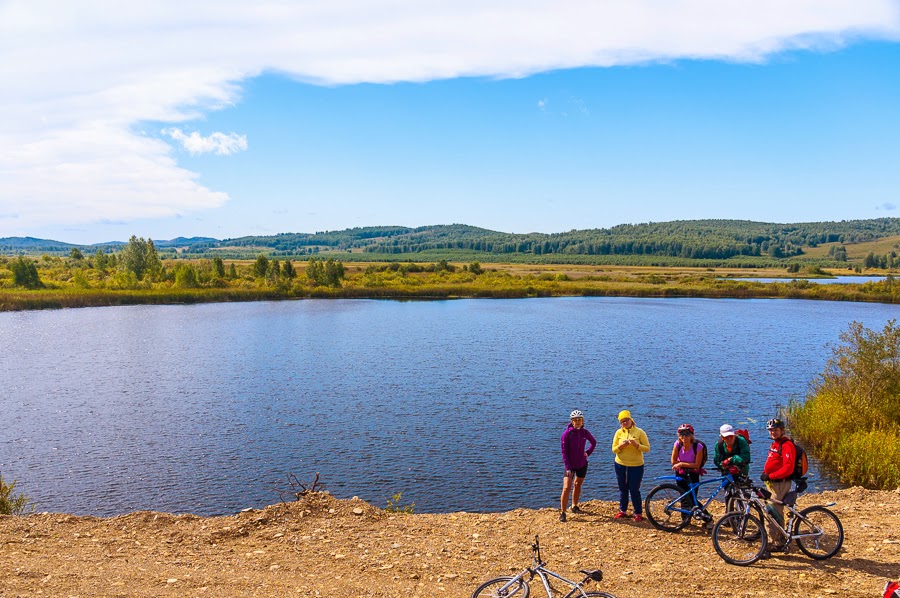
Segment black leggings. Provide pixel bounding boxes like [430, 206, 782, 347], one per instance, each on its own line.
[676, 471, 701, 515]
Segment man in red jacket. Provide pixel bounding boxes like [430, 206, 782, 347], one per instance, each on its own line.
[761, 418, 795, 554]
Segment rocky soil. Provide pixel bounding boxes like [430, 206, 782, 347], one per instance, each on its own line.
[1, 488, 898, 597]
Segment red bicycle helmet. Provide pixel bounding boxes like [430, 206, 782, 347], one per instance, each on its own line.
[677, 423, 694, 435]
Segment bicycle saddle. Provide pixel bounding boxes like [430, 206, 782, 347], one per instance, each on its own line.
[580, 569, 604, 582]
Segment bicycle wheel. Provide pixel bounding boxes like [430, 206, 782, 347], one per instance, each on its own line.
[724, 496, 764, 541]
[792, 505, 844, 560]
[644, 484, 690, 532]
[581, 592, 618, 597]
[712, 512, 767, 566]
[471, 576, 530, 598]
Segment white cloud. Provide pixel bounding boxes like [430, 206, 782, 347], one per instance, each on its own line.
[1, 0, 898, 233]
[162, 128, 248, 156]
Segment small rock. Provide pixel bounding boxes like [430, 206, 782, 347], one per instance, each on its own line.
[167, 578, 178, 584]
[353, 508, 364, 515]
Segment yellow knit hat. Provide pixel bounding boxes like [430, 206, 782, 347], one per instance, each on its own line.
[618, 410, 632, 421]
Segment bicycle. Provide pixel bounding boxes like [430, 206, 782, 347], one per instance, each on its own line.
[644, 470, 757, 532]
[712, 481, 844, 566]
[471, 535, 616, 598]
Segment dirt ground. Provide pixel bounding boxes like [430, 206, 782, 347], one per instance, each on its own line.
[1, 487, 898, 597]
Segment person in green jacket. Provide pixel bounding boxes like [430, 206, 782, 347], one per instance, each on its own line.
[713, 424, 751, 476]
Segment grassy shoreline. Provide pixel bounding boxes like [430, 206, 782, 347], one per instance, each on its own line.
[787, 320, 900, 490]
[2, 276, 899, 311]
[3, 257, 899, 312]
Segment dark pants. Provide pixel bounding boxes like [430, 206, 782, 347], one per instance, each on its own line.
[676, 471, 701, 518]
[614, 463, 645, 514]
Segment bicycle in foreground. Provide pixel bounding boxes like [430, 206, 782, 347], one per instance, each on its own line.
[712, 481, 844, 566]
[644, 470, 756, 532]
[471, 535, 616, 598]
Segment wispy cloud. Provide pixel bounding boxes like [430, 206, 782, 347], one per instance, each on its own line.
[878, 202, 897, 211]
[162, 128, 248, 156]
[1, 1, 899, 232]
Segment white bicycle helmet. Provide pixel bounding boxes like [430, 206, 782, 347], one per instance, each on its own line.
[570, 410, 584, 419]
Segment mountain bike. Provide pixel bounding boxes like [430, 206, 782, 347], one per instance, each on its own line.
[644, 470, 757, 532]
[712, 482, 844, 566]
[471, 535, 616, 598]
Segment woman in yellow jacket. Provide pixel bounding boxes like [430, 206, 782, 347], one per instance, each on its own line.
[611, 410, 651, 522]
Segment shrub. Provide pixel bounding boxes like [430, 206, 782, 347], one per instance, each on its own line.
[788, 320, 900, 489]
[385, 492, 415, 514]
[0, 475, 34, 515]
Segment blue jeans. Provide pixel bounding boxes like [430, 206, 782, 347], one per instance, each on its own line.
[614, 463, 645, 515]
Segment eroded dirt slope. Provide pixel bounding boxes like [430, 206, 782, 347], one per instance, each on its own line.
[1, 488, 898, 597]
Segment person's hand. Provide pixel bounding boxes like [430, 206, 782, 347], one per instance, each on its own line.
[565, 470, 574, 479]
[722, 458, 731, 467]
[584, 452, 589, 460]
[760, 472, 770, 482]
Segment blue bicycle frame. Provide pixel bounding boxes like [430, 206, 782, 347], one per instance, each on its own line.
[652, 472, 740, 520]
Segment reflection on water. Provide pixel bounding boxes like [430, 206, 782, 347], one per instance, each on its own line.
[1, 297, 895, 516]
[720, 276, 887, 284]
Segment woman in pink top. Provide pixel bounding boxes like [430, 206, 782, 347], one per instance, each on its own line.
[670, 423, 706, 523]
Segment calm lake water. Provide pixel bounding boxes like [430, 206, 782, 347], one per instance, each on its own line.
[722, 276, 887, 284]
[1, 297, 897, 516]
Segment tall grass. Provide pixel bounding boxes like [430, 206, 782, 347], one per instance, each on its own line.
[3, 265, 900, 312]
[787, 320, 900, 489]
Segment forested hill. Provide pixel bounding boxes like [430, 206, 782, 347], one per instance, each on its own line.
[215, 218, 900, 259]
[4, 219, 900, 261]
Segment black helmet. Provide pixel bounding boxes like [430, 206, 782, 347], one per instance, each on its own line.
[766, 418, 785, 430]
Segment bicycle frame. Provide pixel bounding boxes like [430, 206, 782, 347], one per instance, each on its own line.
[653, 472, 744, 519]
[735, 487, 837, 545]
[490, 538, 602, 598]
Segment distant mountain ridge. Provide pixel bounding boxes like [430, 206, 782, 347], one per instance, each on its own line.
[3, 218, 900, 261]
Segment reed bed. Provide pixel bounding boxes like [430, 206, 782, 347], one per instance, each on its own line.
[787, 320, 900, 490]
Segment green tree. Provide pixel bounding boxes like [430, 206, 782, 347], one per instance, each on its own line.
[119, 236, 161, 280]
[816, 320, 900, 426]
[174, 264, 199, 288]
[306, 258, 325, 286]
[94, 249, 109, 271]
[228, 263, 238, 279]
[9, 256, 42, 288]
[253, 255, 270, 278]
[212, 257, 226, 278]
[323, 258, 346, 287]
[282, 259, 296, 280]
[469, 261, 484, 275]
[69, 247, 84, 260]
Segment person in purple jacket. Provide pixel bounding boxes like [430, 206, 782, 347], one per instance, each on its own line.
[559, 409, 597, 522]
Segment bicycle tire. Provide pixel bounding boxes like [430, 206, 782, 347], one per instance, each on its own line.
[581, 592, 618, 597]
[724, 496, 764, 541]
[471, 576, 530, 598]
[792, 505, 844, 560]
[712, 512, 767, 566]
[644, 484, 691, 532]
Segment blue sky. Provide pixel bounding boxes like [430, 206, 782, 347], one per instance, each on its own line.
[2, 1, 899, 244]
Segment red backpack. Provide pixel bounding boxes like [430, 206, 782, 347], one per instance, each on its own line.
[735, 429, 752, 444]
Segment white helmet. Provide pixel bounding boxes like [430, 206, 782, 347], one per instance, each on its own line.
[570, 410, 584, 419]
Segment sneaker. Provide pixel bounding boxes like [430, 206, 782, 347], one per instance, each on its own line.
[613, 511, 627, 519]
[559, 511, 567, 523]
[570, 505, 583, 514]
[633, 514, 644, 523]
